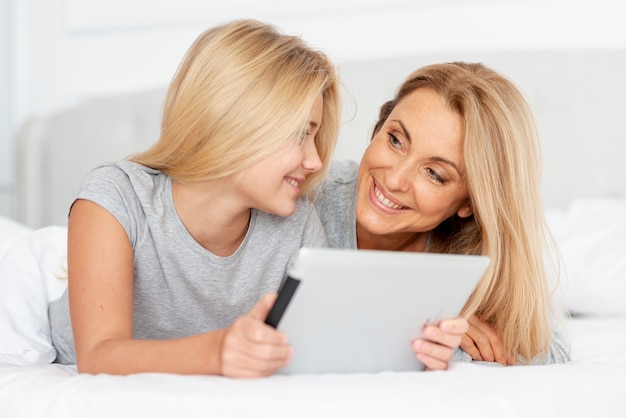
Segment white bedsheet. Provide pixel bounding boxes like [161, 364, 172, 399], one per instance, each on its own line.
[1, 316, 625, 418]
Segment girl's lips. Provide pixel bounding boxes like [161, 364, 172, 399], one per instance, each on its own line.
[285, 176, 304, 196]
[371, 180, 409, 211]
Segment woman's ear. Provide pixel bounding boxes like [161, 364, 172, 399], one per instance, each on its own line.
[457, 202, 473, 218]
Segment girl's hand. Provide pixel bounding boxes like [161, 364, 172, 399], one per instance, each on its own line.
[412, 317, 469, 371]
[220, 293, 293, 378]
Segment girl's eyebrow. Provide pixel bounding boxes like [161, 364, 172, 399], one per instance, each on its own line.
[392, 119, 462, 176]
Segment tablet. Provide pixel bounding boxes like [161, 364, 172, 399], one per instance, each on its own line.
[267, 247, 489, 374]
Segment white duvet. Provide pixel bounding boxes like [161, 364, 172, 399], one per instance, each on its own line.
[1, 317, 625, 418]
[1, 198, 626, 418]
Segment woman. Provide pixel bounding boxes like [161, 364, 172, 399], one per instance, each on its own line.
[316, 62, 570, 367]
[48, 19, 341, 378]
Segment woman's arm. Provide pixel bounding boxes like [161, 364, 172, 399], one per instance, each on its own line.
[68, 199, 291, 377]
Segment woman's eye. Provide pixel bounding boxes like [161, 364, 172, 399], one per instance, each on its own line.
[388, 133, 402, 148]
[427, 168, 445, 185]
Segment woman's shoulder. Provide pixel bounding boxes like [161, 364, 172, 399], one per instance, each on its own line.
[327, 159, 359, 184]
[317, 160, 358, 201]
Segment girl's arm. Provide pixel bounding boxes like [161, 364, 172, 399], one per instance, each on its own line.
[68, 199, 291, 377]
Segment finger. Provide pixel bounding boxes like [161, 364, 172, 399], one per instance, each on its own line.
[460, 333, 482, 361]
[468, 317, 507, 365]
[222, 353, 290, 378]
[414, 350, 449, 371]
[465, 321, 494, 362]
[439, 318, 469, 335]
[234, 313, 289, 347]
[422, 324, 462, 350]
[412, 338, 455, 365]
[225, 345, 293, 376]
[248, 293, 278, 321]
[221, 330, 293, 377]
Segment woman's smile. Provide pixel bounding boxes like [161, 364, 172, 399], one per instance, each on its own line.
[371, 180, 409, 211]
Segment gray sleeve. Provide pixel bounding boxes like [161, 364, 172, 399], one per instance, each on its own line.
[76, 164, 141, 247]
[534, 315, 571, 364]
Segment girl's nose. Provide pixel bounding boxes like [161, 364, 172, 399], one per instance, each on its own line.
[302, 138, 322, 172]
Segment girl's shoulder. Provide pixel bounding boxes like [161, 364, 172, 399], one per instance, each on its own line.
[82, 161, 167, 195]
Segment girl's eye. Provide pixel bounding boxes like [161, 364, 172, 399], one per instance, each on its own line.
[298, 130, 310, 144]
[426, 168, 445, 185]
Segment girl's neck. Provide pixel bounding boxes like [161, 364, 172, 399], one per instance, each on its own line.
[172, 179, 251, 257]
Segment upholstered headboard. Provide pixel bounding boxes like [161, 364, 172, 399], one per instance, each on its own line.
[16, 88, 166, 228]
[16, 49, 626, 228]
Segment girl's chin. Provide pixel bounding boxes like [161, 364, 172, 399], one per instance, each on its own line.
[270, 202, 297, 218]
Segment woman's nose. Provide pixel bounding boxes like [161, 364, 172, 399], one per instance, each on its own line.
[384, 160, 412, 192]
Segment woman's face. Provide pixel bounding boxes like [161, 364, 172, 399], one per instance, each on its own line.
[356, 87, 472, 247]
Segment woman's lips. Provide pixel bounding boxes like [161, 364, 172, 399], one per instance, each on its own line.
[371, 180, 408, 211]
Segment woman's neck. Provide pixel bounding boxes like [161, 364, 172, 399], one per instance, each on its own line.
[355, 223, 429, 253]
[172, 179, 251, 257]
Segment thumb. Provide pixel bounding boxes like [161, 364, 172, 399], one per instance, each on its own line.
[249, 292, 278, 321]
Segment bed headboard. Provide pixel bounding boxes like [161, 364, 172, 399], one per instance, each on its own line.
[16, 49, 626, 228]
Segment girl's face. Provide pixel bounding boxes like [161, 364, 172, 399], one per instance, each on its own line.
[356, 88, 472, 247]
[235, 93, 324, 217]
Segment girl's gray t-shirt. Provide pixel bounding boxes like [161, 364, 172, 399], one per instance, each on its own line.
[49, 161, 327, 364]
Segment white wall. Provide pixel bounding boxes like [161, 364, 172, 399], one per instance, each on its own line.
[0, 0, 13, 215]
[2, 0, 626, 219]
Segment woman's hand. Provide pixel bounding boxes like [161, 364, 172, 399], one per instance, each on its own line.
[220, 293, 293, 378]
[412, 317, 469, 371]
[460, 315, 514, 365]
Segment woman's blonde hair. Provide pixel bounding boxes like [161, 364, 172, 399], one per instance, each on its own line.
[130, 19, 340, 194]
[373, 62, 558, 363]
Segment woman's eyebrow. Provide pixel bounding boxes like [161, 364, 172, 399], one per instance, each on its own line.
[395, 119, 412, 143]
[393, 119, 462, 175]
[431, 156, 462, 175]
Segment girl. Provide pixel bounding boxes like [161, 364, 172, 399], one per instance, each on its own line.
[49, 19, 340, 378]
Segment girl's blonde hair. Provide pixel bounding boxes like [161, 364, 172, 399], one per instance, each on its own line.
[373, 62, 558, 363]
[131, 19, 340, 194]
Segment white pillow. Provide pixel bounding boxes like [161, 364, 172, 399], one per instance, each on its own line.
[0, 225, 68, 365]
[547, 198, 626, 316]
[0, 216, 31, 260]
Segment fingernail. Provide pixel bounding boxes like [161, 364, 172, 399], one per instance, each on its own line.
[412, 339, 422, 351]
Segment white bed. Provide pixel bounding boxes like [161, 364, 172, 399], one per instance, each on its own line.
[2, 47, 626, 417]
[1, 317, 625, 418]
